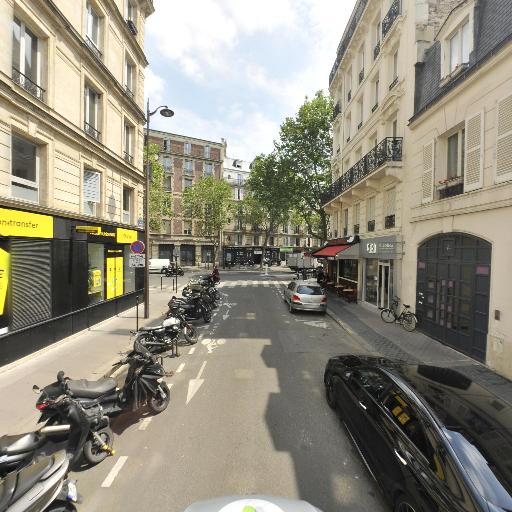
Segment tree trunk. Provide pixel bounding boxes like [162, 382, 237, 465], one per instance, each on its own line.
[260, 231, 270, 270]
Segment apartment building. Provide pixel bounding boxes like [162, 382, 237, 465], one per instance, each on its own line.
[0, 0, 152, 365]
[148, 130, 225, 266]
[402, 1, 512, 375]
[322, 0, 459, 309]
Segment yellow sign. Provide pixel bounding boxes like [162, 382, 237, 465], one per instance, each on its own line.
[0, 208, 53, 238]
[106, 257, 124, 299]
[76, 226, 101, 234]
[116, 228, 138, 244]
[0, 248, 9, 315]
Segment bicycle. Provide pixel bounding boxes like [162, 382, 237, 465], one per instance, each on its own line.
[380, 296, 418, 332]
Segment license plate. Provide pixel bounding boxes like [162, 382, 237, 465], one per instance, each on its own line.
[66, 481, 78, 502]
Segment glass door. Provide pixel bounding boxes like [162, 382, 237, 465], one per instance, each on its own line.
[378, 261, 390, 309]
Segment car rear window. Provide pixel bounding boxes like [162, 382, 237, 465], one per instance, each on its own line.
[297, 285, 323, 295]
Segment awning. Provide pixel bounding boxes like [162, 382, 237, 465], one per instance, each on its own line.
[312, 245, 349, 258]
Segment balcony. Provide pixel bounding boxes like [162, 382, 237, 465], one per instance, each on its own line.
[382, 0, 401, 39]
[385, 214, 395, 229]
[126, 19, 138, 35]
[84, 122, 101, 141]
[125, 85, 135, 99]
[333, 102, 342, 120]
[437, 176, 464, 199]
[322, 137, 403, 205]
[359, 68, 364, 84]
[346, 136, 351, 143]
[389, 76, 399, 91]
[357, 121, 363, 130]
[347, 90, 352, 103]
[373, 41, 381, 60]
[353, 224, 360, 234]
[123, 151, 133, 164]
[85, 35, 102, 60]
[372, 103, 379, 113]
[12, 68, 45, 102]
[367, 220, 375, 232]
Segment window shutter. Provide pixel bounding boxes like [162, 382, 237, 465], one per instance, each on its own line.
[495, 94, 512, 184]
[421, 140, 435, 203]
[464, 111, 484, 191]
[84, 170, 100, 203]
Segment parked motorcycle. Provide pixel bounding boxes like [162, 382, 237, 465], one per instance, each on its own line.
[168, 292, 212, 323]
[0, 449, 78, 512]
[164, 265, 184, 277]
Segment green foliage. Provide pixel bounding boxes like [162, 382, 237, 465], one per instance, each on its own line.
[275, 90, 333, 241]
[146, 143, 173, 232]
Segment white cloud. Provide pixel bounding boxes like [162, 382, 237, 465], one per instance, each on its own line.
[144, 67, 165, 106]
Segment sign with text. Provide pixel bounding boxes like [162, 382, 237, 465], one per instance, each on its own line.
[0, 208, 53, 238]
[129, 253, 146, 268]
[116, 228, 139, 244]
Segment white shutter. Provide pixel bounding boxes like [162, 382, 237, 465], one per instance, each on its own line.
[464, 111, 484, 191]
[421, 140, 435, 203]
[495, 94, 512, 184]
[84, 170, 100, 203]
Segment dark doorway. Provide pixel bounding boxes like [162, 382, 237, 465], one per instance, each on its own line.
[158, 244, 174, 260]
[416, 233, 491, 362]
[180, 245, 196, 266]
[201, 245, 214, 263]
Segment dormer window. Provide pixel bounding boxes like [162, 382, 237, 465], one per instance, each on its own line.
[449, 21, 470, 73]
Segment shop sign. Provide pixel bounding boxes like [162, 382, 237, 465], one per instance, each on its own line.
[0, 208, 53, 238]
[116, 228, 138, 244]
[129, 253, 146, 268]
[361, 236, 401, 259]
[254, 250, 263, 255]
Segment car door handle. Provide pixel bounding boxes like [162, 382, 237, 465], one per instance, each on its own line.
[394, 448, 407, 466]
[358, 401, 367, 410]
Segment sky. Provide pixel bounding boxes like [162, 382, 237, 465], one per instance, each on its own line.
[145, 0, 356, 162]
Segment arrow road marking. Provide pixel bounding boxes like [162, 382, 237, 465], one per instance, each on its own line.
[186, 361, 207, 404]
[188, 347, 196, 355]
[101, 456, 128, 488]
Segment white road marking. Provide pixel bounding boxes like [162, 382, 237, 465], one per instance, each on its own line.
[188, 347, 196, 355]
[176, 363, 185, 373]
[138, 417, 152, 431]
[186, 361, 207, 404]
[101, 456, 128, 488]
[196, 360, 207, 379]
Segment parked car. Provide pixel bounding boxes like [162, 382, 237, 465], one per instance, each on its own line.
[149, 258, 171, 273]
[283, 280, 326, 314]
[324, 354, 512, 512]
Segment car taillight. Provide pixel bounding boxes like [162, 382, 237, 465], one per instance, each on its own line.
[291, 294, 301, 302]
[321, 297, 327, 303]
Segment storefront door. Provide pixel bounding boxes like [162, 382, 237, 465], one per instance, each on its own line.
[106, 256, 123, 299]
[364, 259, 378, 305]
[180, 245, 196, 266]
[378, 261, 390, 309]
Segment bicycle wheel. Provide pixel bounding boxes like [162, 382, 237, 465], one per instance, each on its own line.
[381, 308, 395, 323]
[402, 313, 417, 332]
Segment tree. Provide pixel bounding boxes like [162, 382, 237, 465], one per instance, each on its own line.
[245, 153, 294, 269]
[275, 90, 333, 242]
[146, 143, 173, 232]
[182, 176, 233, 264]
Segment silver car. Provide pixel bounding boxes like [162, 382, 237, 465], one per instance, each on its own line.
[283, 280, 327, 314]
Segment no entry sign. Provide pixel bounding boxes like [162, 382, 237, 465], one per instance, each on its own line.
[130, 240, 145, 254]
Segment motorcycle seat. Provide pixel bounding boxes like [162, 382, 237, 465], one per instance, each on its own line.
[68, 378, 116, 398]
[140, 325, 164, 333]
[0, 432, 41, 456]
[11, 456, 53, 503]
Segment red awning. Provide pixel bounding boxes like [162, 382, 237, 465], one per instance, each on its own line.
[312, 245, 349, 257]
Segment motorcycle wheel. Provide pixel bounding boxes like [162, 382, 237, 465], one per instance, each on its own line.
[46, 503, 77, 512]
[149, 382, 170, 414]
[203, 307, 212, 323]
[184, 324, 197, 344]
[82, 427, 114, 466]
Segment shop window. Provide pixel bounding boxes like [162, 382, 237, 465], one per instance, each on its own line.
[83, 170, 100, 216]
[11, 134, 39, 203]
[88, 243, 104, 304]
[122, 186, 132, 224]
[365, 259, 378, 305]
[341, 259, 358, 282]
[123, 246, 135, 294]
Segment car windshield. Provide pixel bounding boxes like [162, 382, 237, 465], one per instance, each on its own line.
[297, 285, 323, 295]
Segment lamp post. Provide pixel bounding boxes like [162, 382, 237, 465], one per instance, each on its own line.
[144, 99, 174, 319]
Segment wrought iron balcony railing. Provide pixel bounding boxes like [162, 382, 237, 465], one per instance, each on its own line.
[353, 224, 360, 235]
[84, 122, 101, 141]
[125, 85, 134, 99]
[333, 101, 342, 120]
[437, 178, 464, 199]
[12, 68, 44, 101]
[347, 90, 352, 103]
[389, 76, 399, 91]
[346, 136, 351, 143]
[126, 19, 138, 35]
[382, 0, 401, 39]
[385, 214, 395, 229]
[359, 68, 364, 84]
[372, 103, 379, 113]
[357, 121, 363, 130]
[322, 137, 403, 205]
[85, 35, 102, 59]
[367, 220, 375, 232]
[373, 41, 381, 60]
[123, 151, 133, 164]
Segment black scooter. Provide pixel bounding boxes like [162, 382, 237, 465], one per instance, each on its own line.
[168, 294, 212, 323]
[164, 265, 184, 277]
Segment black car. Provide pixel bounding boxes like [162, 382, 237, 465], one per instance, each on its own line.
[324, 355, 512, 512]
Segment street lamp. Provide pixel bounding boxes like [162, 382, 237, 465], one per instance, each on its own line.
[144, 99, 174, 319]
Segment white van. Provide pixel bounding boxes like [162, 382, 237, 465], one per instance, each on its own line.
[149, 258, 170, 273]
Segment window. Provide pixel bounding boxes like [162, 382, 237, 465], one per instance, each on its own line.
[126, 0, 136, 21]
[184, 160, 193, 175]
[184, 142, 191, 155]
[375, 21, 381, 45]
[163, 175, 172, 192]
[88, 243, 104, 304]
[446, 129, 465, 179]
[84, 85, 101, 140]
[236, 234, 242, 245]
[246, 236, 252, 246]
[184, 177, 193, 189]
[359, 45, 365, 78]
[11, 134, 39, 202]
[237, 174, 243, 185]
[83, 169, 100, 216]
[294, 225, 300, 234]
[346, 68, 352, 101]
[162, 220, 172, 234]
[125, 58, 135, 97]
[270, 236, 274, 246]
[343, 208, 348, 236]
[295, 237, 300, 247]
[122, 186, 132, 224]
[384, 187, 396, 228]
[86, 2, 101, 56]
[204, 162, 213, 176]
[393, 49, 398, 79]
[12, 18, 42, 101]
[282, 225, 289, 233]
[124, 123, 134, 163]
[392, 118, 398, 138]
[448, 21, 470, 73]
[345, 114, 351, 141]
[162, 155, 172, 173]
[358, 98, 364, 127]
[254, 235, 259, 246]
[183, 221, 192, 235]
[204, 145, 211, 158]
[353, 203, 360, 232]
[367, 196, 376, 231]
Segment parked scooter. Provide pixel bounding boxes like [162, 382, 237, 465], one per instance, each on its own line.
[164, 264, 184, 277]
[37, 342, 171, 425]
[168, 293, 212, 323]
[0, 449, 78, 512]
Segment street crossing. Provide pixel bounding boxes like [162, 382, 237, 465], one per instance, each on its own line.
[218, 279, 287, 288]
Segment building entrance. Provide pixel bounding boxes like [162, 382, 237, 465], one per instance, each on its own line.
[378, 261, 391, 309]
[416, 233, 491, 362]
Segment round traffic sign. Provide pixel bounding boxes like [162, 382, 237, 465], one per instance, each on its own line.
[130, 240, 145, 254]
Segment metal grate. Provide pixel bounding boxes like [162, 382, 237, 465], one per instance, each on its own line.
[12, 68, 44, 101]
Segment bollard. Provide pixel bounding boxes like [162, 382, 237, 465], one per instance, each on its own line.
[136, 295, 139, 331]
[160, 275, 164, 290]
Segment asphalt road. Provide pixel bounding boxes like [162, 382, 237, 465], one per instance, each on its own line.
[71, 272, 390, 512]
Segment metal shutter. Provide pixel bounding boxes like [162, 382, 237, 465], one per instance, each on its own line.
[496, 94, 512, 184]
[422, 141, 435, 203]
[10, 239, 51, 331]
[464, 112, 484, 191]
[84, 170, 100, 203]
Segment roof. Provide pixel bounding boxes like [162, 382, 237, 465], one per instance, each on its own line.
[312, 245, 350, 257]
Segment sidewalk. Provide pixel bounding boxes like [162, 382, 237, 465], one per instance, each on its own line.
[326, 295, 512, 405]
[0, 282, 184, 436]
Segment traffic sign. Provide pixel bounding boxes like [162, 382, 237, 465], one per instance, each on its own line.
[129, 254, 146, 267]
[130, 240, 145, 254]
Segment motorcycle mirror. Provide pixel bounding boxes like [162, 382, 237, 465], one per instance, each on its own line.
[32, 384, 41, 394]
[57, 370, 65, 382]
